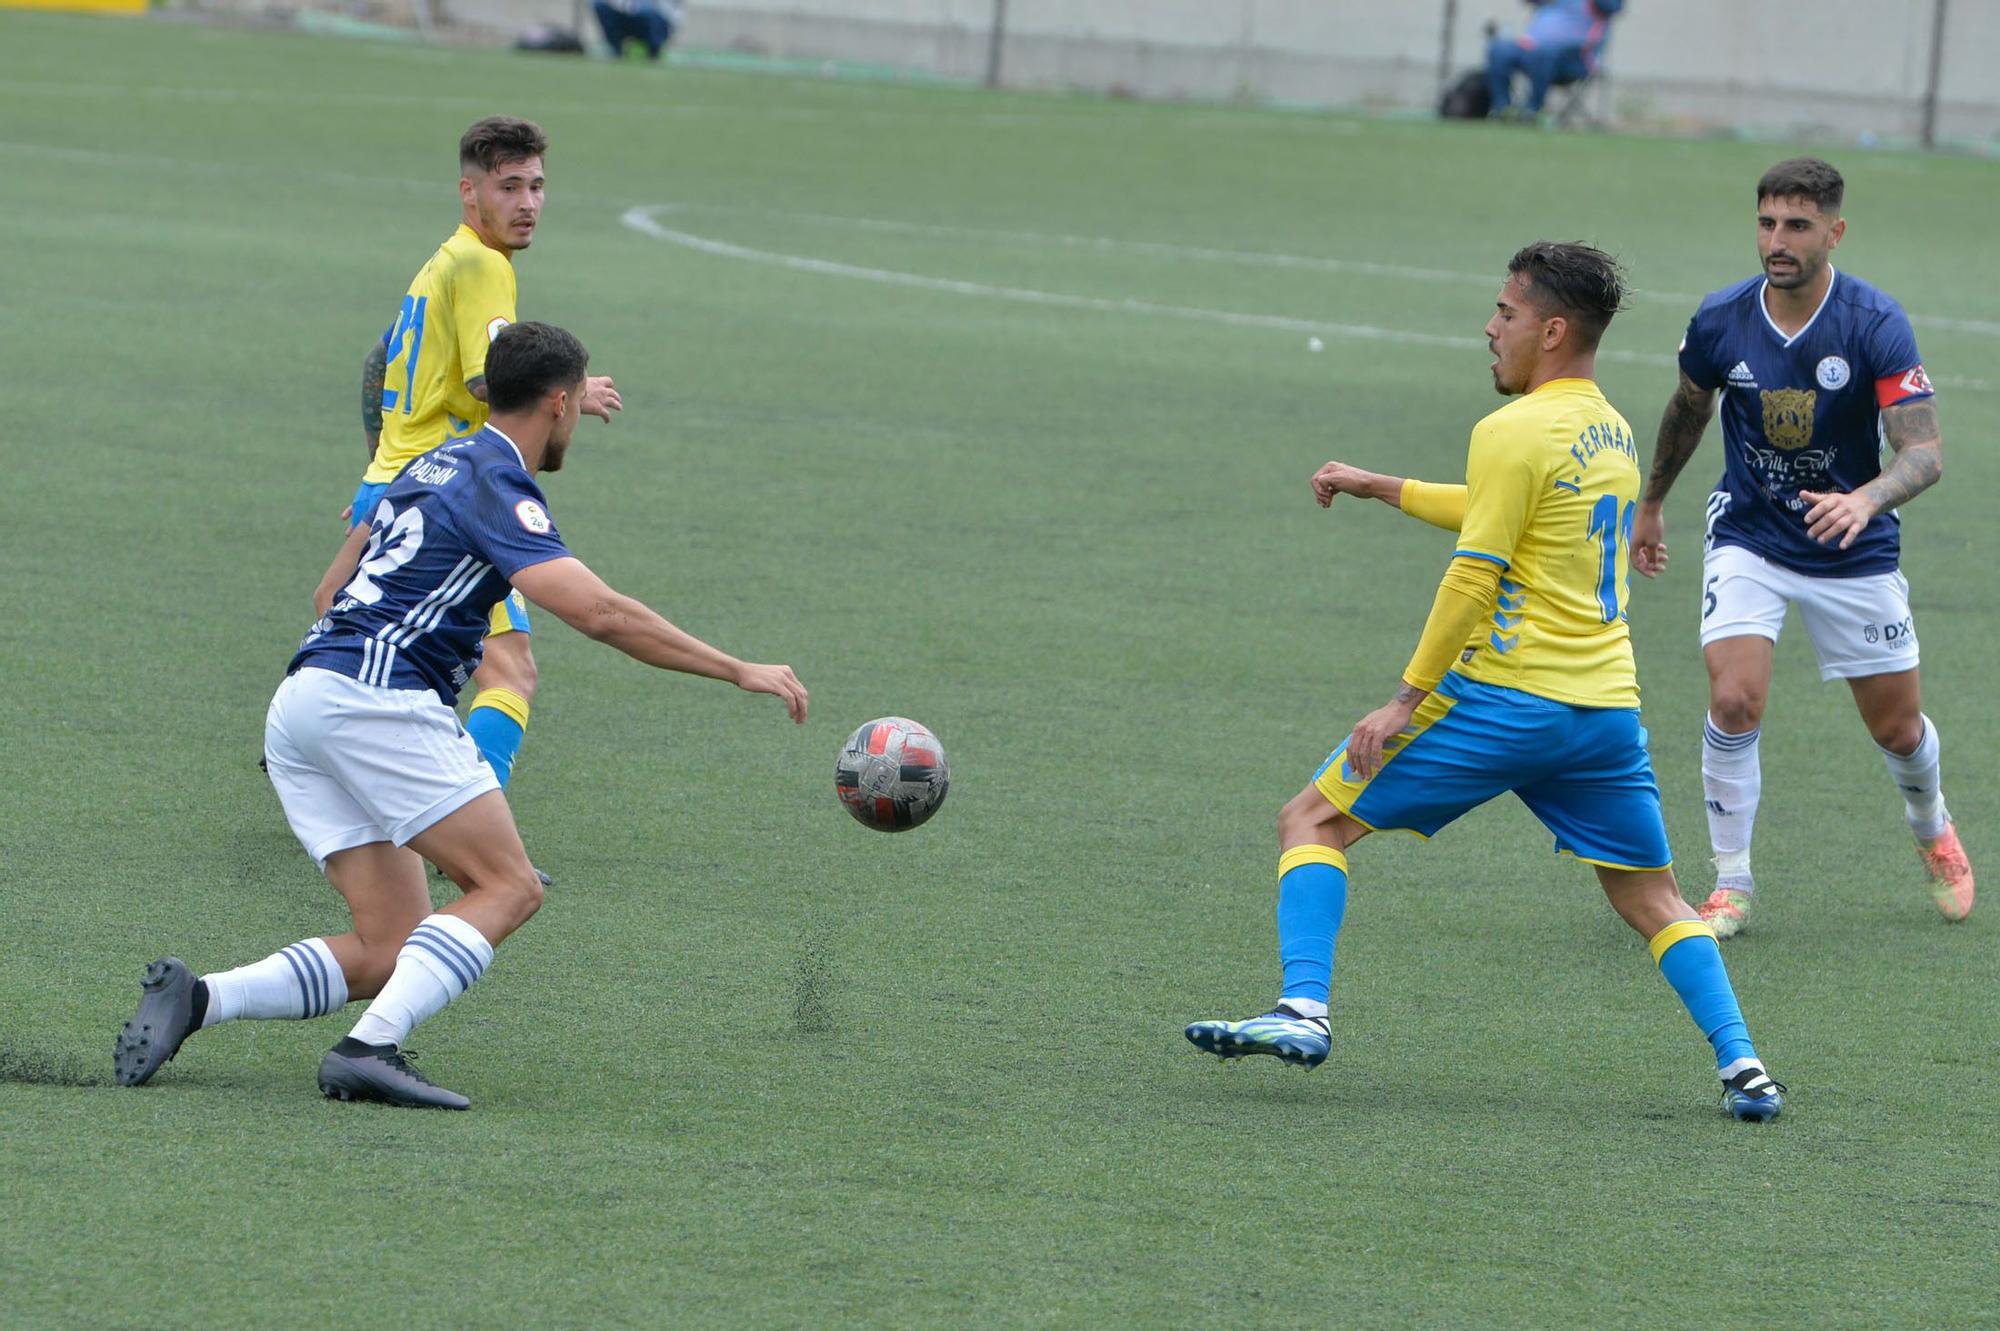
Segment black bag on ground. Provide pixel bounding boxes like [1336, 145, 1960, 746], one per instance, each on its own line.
[1439, 69, 1491, 119]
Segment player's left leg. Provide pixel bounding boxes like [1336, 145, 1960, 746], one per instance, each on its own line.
[1521, 705, 1781, 1120]
[1848, 668, 1972, 921]
[466, 594, 537, 790]
[1596, 868, 1783, 1122]
[1795, 567, 1971, 920]
[321, 792, 544, 1109]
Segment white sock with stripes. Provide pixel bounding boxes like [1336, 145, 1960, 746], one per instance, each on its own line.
[1702, 715, 1761, 893]
[201, 937, 348, 1026]
[346, 913, 494, 1049]
[1878, 714, 1948, 843]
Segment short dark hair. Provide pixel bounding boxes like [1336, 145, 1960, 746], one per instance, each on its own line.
[1506, 241, 1627, 350]
[459, 116, 548, 175]
[485, 322, 589, 412]
[1757, 156, 1843, 216]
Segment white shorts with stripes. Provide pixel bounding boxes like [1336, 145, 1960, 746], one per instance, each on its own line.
[264, 667, 498, 870]
[1699, 542, 1919, 681]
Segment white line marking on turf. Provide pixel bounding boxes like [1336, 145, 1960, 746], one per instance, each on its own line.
[0, 131, 1984, 383]
[623, 204, 1493, 353]
[620, 205, 1995, 390]
[660, 203, 2000, 337]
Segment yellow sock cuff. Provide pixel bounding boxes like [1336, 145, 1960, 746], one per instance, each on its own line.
[1278, 845, 1348, 880]
[469, 688, 530, 728]
[1648, 918, 1717, 966]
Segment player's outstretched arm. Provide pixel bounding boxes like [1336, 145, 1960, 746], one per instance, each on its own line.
[510, 557, 807, 723]
[1633, 371, 1719, 578]
[1309, 461, 1466, 531]
[1801, 398, 1944, 549]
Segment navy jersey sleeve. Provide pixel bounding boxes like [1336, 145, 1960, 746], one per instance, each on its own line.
[1864, 304, 1935, 408]
[1677, 308, 1721, 390]
[468, 465, 574, 579]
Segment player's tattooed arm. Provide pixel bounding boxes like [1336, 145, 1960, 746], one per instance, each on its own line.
[361, 339, 387, 459]
[1801, 399, 1943, 549]
[1641, 371, 1717, 505]
[1631, 372, 1717, 577]
[1864, 398, 1945, 509]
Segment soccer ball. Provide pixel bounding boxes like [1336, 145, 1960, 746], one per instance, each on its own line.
[835, 717, 950, 832]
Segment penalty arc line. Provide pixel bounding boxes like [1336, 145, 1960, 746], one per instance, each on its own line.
[624, 204, 1525, 357]
[619, 205, 1995, 390]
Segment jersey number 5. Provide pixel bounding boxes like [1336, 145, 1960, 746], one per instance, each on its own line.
[346, 500, 426, 606]
[1587, 494, 1636, 623]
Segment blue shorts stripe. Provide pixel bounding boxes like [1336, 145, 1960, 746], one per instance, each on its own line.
[405, 934, 474, 991]
[414, 924, 487, 981]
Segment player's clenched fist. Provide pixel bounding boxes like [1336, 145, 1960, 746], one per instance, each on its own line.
[1310, 460, 1391, 508]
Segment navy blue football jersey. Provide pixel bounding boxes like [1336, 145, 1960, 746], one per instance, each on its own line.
[291, 426, 572, 702]
[1679, 269, 1933, 577]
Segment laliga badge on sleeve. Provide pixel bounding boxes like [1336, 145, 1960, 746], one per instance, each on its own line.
[515, 499, 551, 533]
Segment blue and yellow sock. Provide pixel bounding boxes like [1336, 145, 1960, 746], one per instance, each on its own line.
[1276, 845, 1349, 1012]
[1650, 919, 1757, 1068]
[465, 688, 530, 790]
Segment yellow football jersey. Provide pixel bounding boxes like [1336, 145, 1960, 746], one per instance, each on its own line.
[1451, 377, 1640, 709]
[368, 224, 517, 484]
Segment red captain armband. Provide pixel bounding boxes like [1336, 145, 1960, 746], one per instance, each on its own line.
[1876, 364, 1934, 408]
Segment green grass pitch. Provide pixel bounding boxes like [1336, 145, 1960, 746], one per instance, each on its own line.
[2, 14, 1996, 1326]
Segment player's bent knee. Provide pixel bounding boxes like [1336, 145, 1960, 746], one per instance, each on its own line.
[1871, 715, 1924, 755]
[470, 864, 543, 930]
[1278, 787, 1330, 841]
[1708, 687, 1765, 733]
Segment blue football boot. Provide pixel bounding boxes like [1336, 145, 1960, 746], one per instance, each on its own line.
[1184, 1009, 1331, 1069]
[1720, 1058, 1785, 1122]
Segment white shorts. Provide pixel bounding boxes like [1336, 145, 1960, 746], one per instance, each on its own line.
[264, 667, 499, 869]
[1699, 542, 1919, 681]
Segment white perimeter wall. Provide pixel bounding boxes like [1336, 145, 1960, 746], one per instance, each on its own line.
[667, 0, 2000, 142]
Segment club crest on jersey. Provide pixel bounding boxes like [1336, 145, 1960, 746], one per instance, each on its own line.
[515, 499, 551, 533]
[1760, 387, 1816, 451]
[1815, 356, 1850, 390]
[486, 316, 511, 343]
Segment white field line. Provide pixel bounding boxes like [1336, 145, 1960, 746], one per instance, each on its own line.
[0, 130, 1986, 384]
[1, 126, 1989, 335]
[705, 205, 2000, 338]
[620, 205, 1996, 390]
[622, 204, 1492, 353]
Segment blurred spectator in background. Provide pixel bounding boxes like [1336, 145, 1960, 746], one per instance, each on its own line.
[1486, 0, 1622, 120]
[594, 0, 683, 61]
